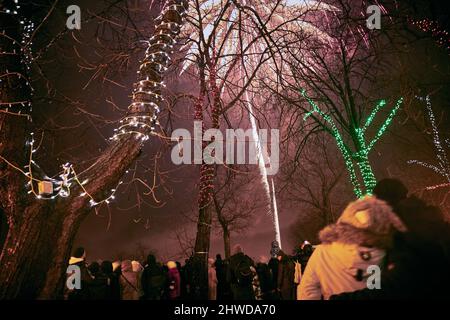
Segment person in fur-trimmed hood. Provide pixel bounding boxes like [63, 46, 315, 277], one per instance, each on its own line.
[298, 196, 407, 300]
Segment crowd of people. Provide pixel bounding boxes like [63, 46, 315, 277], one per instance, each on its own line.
[65, 243, 314, 300]
[66, 179, 450, 300]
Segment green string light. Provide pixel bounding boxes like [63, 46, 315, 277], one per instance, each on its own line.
[301, 90, 403, 198]
[363, 100, 386, 131]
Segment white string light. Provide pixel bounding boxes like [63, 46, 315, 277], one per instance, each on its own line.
[18, 133, 129, 206]
[408, 95, 450, 190]
[110, 1, 186, 143]
[0, 0, 34, 117]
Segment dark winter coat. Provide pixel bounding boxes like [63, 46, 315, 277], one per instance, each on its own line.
[141, 263, 167, 300]
[268, 258, 279, 290]
[256, 263, 277, 300]
[215, 259, 232, 300]
[227, 252, 255, 300]
[107, 271, 122, 300]
[277, 255, 296, 300]
[89, 272, 109, 299]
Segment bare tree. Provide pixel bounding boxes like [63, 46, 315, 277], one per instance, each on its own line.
[212, 166, 263, 259]
[279, 133, 352, 244]
[175, 0, 284, 298]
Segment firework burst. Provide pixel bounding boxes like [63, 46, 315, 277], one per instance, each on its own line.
[179, 0, 338, 247]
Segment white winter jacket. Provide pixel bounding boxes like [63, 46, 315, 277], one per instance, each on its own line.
[297, 242, 385, 300]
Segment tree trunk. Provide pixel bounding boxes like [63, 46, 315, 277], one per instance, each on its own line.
[223, 226, 230, 259]
[191, 53, 221, 299]
[192, 204, 213, 299]
[356, 155, 377, 195]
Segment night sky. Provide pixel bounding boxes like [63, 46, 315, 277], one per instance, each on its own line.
[20, 0, 450, 264]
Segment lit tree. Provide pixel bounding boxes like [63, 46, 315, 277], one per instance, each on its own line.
[300, 90, 403, 197]
[407, 95, 450, 190]
[272, 1, 405, 198]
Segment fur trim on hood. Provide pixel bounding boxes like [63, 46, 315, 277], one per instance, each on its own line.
[319, 195, 407, 249]
[121, 260, 133, 272]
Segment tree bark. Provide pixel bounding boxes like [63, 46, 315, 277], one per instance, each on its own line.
[356, 155, 377, 195]
[223, 226, 230, 259]
[191, 52, 221, 299]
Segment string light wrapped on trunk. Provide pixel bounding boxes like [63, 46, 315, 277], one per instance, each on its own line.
[111, 1, 188, 143]
[301, 89, 403, 198]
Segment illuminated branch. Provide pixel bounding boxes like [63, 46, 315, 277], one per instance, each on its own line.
[0, 0, 34, 116]
[0, 1, 188, 206]
[302, 89, 403, 197]
[112, 2, 187, 142]
[408, 95, 450, 190]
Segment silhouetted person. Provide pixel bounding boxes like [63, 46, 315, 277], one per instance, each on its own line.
[299, 243, 314, 274]
[180, 259, 192, 299]
[268, 257, 279, 296]
[256, 261, 277, 300]
[112, 261, 123, 299]
[373, 178, 408, 209]
[101, 260, 121, 300]
[120, 260, 140, 300]
[141, 254, 166, 300]
[332, 196, 450, 299]
[215, 254, 227, 300]
[277, 250, 296, 300]
[227, 244, 255, 300]
[88, 261, 109, 299]
[167, 261, 181, 300]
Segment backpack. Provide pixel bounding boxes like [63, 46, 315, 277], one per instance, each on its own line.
[235, 257, 253, 287]
[147, 267, 166, 293]
[149, 273, 166, 290]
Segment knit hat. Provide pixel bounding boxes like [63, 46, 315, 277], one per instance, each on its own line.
[167, 261, 177, 269]
[131, 260, 143, 272]
[121, 260, 132, 272]
[112, 261, 121, 271]
[319, 195, 407, 249]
